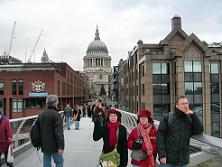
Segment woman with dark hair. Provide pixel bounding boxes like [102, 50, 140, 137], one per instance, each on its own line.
[127, 109, 157, 167]
[93, 109, 128, 167]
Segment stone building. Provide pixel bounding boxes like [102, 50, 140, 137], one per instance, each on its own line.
[83, 26, 112, 99]
[117, 15, 222, 138]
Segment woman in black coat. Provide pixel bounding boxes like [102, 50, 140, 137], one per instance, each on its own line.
[93, 109, 128, 167]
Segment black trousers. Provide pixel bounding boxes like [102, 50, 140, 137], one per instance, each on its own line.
[0, 152, 13, 167]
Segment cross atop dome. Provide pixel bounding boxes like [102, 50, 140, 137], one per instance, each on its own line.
[95, 25, 100, 40]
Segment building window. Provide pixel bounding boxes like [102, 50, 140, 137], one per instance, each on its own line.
[142, 84, 145, 95]
[12, 99, 23, 112]
[25, 99, 45, 108]
[99, 75, 102, 79]
[18, 80, 24, 95]
[210, 63, 220, 137]
[12, 80, 17, 95]
[0, 80, 4, 95]
[58, 80, 60, 95]
[0, 99, 4, 109]
[152, 63, 170, 120]
[184, 60, 203, 121]
[139, 62, 145, 77]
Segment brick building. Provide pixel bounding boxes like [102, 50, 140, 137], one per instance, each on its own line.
[0, 56, 83, 118]
[117, 15, 222, 138]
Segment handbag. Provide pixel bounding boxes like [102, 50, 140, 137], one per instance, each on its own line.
[7, 145, 14, 163]
[99, 129, 120, 167]
[73, 113, 78, 121]
[131, 127, 148, 161]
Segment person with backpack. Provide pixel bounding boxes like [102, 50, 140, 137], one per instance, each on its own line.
[37, 95, 65, 167]
[156, 96, 204, 167]
[0, 108, 14, 167]
[93, 108, 128, 167]
[127, 109, 157, 167]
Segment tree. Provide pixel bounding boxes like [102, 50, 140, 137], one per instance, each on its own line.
[99, 84, 106, 96]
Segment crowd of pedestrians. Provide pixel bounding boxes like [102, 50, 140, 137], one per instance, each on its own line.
[0, 95, 204, 167]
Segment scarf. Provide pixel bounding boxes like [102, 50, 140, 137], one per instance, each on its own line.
[107, 122, 120, 147]
[138, 123, 155, 167]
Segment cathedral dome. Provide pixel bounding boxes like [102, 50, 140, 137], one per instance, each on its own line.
[86, 26, 108, 54]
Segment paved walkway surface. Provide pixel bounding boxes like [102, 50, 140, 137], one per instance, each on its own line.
[5, 117, 104, 167]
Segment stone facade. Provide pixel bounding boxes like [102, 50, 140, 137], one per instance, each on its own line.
[117, 15, 222, 138]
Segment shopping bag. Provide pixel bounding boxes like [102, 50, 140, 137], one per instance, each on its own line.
[99, 148, 120, 167]
[7, 145, 14, 163]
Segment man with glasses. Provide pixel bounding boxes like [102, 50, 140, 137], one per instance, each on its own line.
[157, 96, 204, 167]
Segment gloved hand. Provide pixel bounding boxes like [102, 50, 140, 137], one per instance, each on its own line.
[132, 140, 142, 150]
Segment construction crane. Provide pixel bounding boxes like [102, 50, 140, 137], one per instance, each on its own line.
[7, 21, 16, 57]
[27, 29, 43, 63]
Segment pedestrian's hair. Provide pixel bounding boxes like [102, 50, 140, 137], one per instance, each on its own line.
[46, 94, 58, 107]
[176, 95, 187, 104]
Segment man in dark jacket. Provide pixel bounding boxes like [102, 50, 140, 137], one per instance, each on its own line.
[37, 95, 65, 167]
[156, 96, 204, 167]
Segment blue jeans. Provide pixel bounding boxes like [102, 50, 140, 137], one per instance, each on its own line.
[75, 121, 80, 129]
[132, 165, 141, 167]
[159, 164, 187, 167]
[66, 116, 71, 129]
[43, 152, 63, 167]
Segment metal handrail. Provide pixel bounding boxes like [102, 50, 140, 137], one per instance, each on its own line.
[9, 111, 65, 150]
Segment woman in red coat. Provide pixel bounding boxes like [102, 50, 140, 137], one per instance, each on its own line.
[127, 109, 157, 167]
[0, 108, 13, 167]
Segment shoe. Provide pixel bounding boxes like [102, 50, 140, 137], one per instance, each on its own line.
[68, 128, 70, 130]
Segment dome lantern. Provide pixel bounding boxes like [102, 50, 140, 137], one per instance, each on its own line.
[86, 26, 108, 54]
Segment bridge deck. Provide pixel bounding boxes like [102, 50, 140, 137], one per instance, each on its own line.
[5, 118, 104, 167]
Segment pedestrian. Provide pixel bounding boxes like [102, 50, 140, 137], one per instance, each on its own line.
[93, 108, 128, 167]
[37, 94, 65, 167]
[156, 96, 204, 167]
[73, 105, 81, 130]
[128, 109, 157, 167]
[0, 108, 14, 167]
[64, 104, 73, 130]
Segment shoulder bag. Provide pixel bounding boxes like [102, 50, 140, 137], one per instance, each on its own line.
[131, 127, 148, 162]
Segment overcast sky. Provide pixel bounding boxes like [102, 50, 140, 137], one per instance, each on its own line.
[0, 0, 222, 71]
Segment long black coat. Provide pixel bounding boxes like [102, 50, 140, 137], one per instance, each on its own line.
[156, 108, 204, 165]
[37, 108, 65, 153]
[73, 109, 81, 121]
[93, 121, 128, 167]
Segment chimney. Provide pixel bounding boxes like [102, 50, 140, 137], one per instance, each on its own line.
[171, 15, 181, 30]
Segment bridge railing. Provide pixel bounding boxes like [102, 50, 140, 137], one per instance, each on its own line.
[117, 109, 222, 167]
[1, 111, 65, 164]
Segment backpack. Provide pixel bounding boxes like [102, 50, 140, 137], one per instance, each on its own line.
[30, 119, 41, 150]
